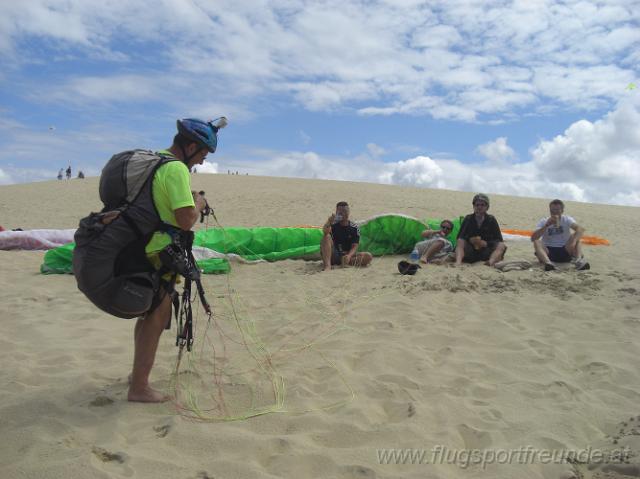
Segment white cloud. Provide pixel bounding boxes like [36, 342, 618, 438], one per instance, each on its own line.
[0, 115, 155, 180]
[1, 1, 637, 120]
[222, 100, 640, 206]
[531, 98, 640, 204]
[411, 25, 462, 49]
[366, 143, 386, 158]
[32, 75, 164, 105]
[195, 160, 219, 174]
[223, 149, 382, 182]
[476, 137, 516, 163]
[0, 167, 12, 185]
[3, 98, 638, 206]
[0, 0, 639, 208]
[0, 165, 61, 184]
[383, 156, 444, 188]
[299, 130, 311, 145]
[186, 101, 256, 124]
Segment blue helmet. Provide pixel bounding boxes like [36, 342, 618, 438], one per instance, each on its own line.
[176, 117, 227, 153]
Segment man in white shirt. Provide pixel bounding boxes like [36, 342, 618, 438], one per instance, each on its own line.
[531, 199, 590, 271]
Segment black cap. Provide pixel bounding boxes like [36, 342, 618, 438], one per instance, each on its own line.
[398, 260, 421, 275]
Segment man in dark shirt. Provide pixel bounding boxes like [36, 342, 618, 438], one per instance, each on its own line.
[455, 193, 507, 267]
[321, 201, 373, 271]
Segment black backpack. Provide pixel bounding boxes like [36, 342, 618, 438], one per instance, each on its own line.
[72, 150, 177, 318]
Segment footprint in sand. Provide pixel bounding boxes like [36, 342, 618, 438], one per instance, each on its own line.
[376, 374, 420, 390]
[579, 361, 612, 377]
[339, 465, 377, 478]
[470, 384, 498, 399]
[598, 464, 640, 477]
[381, 400, 417, 423]
[91, 446, 127, 464]
[479, 408, 503, 422]
[89, 396, 114, 407]
[153, 424, 171, 438]
[526, 339, 555, 361]
[467, 398, 503, 422]
[544, 380, 580, 401]
[617, 287, 638, 295]
[457, 423, 493, 449]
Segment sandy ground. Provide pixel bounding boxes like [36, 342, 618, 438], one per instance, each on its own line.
[1, 174, 639, 479]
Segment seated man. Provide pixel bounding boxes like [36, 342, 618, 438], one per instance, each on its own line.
[531, 199, 590, 271]
[321, 201, 373, 271]
[414, 220, 455, 264]
[455, 193, 506, 267]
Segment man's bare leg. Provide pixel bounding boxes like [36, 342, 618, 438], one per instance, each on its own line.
[421, 241, 444, 263]
[320, 233, 333, 271]
[533, 239, 553, 265]
[127, 321, 144, 384]
[574, 241, 583, 259]
[128, 294, 171, 402]
[431, 254, 454, 265]
[134, 319, 143, 342]
[564, 233, 583, 259]
[487, 242, 507, 267]
[454, 239, 467, 265]
[348, 252, 373, 267]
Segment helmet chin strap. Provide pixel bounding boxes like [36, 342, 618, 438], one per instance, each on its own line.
[179, 144, 203, 166]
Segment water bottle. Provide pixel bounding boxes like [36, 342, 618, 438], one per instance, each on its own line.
[410, 248, 420, 262]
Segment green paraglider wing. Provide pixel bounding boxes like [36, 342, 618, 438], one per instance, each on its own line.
[358, 214, 462, 254]
[40, 215, 462, 274]
[195, 227, 323, 261]
[357, 214, 426, 255]
[40, 242, 232, 275]
[40, 242, 75, 274]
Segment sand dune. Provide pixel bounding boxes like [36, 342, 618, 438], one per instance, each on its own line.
[1, 175, 639, 479]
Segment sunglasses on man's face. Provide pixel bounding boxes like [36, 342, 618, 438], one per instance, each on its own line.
[441, 225, 452, 231]
[473, 202, 488, 207]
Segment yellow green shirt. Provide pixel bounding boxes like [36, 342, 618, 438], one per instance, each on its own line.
[145, 151, 195, 254]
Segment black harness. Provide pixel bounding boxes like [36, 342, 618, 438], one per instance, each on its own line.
[158, 227, 211, 352]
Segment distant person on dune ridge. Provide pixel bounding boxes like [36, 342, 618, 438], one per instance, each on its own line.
[321, 201, 373, 271]
[66, 165, 71, 180]
[531, 199, 590, 271]
[455, 193, 507, 267]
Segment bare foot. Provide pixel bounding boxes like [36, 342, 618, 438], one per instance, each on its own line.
[323, 265, 332, 272]
[127, 386, 169, 403]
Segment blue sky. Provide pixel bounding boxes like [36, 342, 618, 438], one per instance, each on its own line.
[0, 0, 638, 205]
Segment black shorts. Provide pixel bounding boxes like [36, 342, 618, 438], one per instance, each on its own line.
[147, 276, 176, 316]
[547, 246, 572, 263]
[331, 249, 346, 265]
[463, 240, 504, 263]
